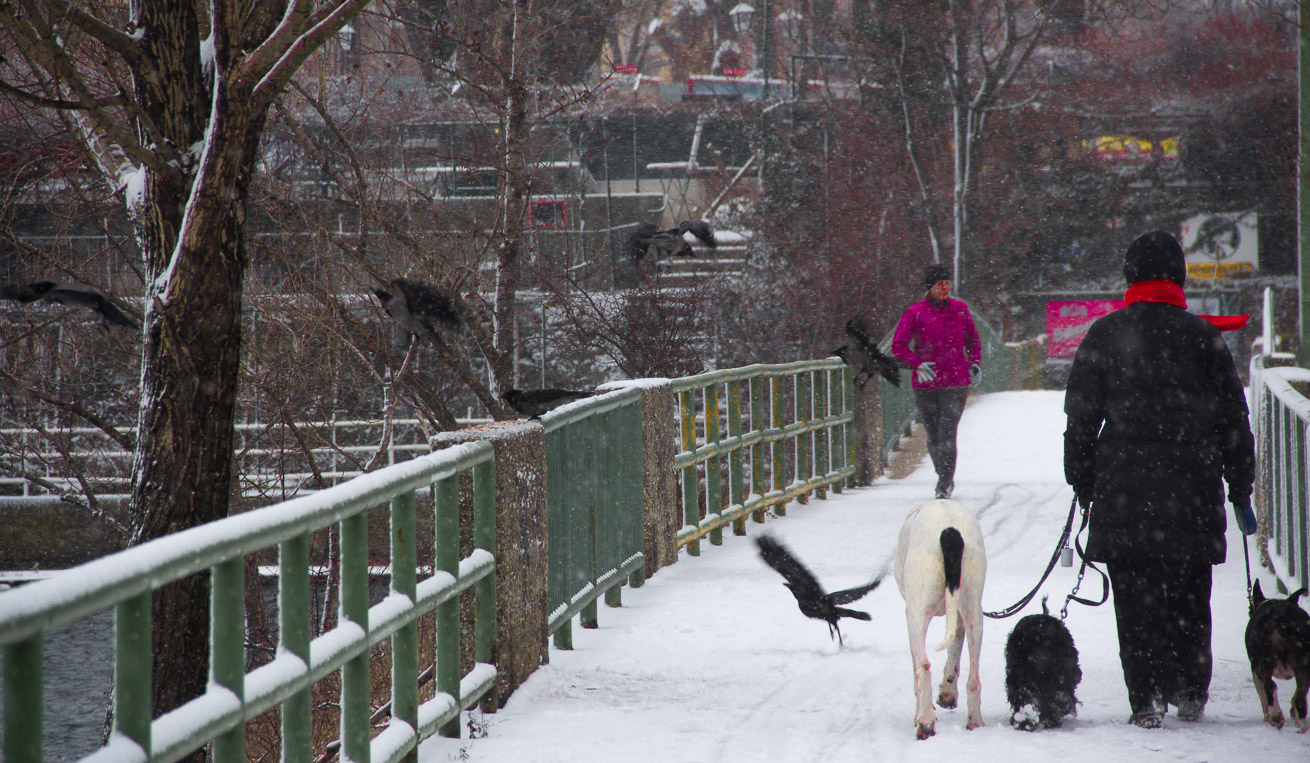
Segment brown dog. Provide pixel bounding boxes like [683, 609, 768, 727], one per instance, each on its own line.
[1245, 580, 1310, 732]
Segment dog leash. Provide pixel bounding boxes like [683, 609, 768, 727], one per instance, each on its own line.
[1059, 500, 1109, 620]
[984, 496, 1079, 620]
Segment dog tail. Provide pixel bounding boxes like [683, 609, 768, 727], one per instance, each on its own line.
[935, 527, 966, 652]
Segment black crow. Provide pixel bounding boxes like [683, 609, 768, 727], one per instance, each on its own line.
[835, 316, 907, 387]
[502, 387, 592, 419]
[373, 278, 461, 342]
[755, 534, 881, 645]
[626, 219, 718, 263]
[0, 281, 139, 329]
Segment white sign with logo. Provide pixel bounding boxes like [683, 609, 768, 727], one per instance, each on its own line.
[1179, 212, 1258, 279]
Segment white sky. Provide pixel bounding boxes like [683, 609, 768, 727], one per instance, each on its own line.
[419, 390, 1310, 762]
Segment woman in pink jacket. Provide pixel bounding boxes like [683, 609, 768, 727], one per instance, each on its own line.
[891, 264, 982, 499]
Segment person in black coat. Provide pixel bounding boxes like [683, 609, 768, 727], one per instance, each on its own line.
[1064, 230, 1255, 729]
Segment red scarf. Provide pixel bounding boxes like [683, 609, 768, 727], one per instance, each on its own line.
[1123, 280, 1249, 332]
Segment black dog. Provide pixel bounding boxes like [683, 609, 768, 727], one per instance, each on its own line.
[1246, 580, 1310, 731]
[755, 534, 880, 646]
[834, 316, 906, 388]
[1004, 598, 1082, 730]
[502, 388, 592, 419]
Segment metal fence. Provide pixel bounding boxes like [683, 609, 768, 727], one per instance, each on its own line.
[671, 359, 856, 554]
[0, 441, 499, 763]
[1250, 353, 1310, 590]
[540, 387, 646, 649]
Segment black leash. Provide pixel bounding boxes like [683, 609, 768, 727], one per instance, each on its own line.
[984, 495, 1110, 621]
[984, 496, 1078, 619]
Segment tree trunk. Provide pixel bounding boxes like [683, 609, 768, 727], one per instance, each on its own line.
[493, 7, 531, 395]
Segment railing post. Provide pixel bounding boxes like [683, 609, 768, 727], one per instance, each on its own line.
[844, 367, 857, 489]
[815, 368, 830, 499]
[750, 376, 767, 521]
[3, 637, 41, 763]
[705, 383, 723, 545]
[391, 489, 419, 762]
[473, 459, 497, 666]
[796, 369, 811, 505]
[114, 591, 152, 756]
[340, 509, 371, 758]
[728, 380, 747, 534]
[436, 475, 460, 738]
[771, 373, 786, 515]
[829, 365, 845, 494]
[679, 388, 701, 556]
[211, 557, 246, 763]
[280, 535, 312, 763]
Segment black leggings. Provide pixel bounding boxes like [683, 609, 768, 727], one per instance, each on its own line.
[1106, 559, 1213, 715]
[914, 387, 968, 489]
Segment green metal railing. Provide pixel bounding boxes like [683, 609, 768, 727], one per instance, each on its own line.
[672, 359, 856, 554]
[878, 304, 1010, 453]
[541, 387, 646, 649]
[0, 441, 498, 762]
[1250, 354, 1310, 590]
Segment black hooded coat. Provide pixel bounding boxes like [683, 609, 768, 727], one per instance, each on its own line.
[1063, 233, 1255, 565]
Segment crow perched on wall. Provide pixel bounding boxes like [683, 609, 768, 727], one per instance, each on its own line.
[502, 388, 593, 419]
[373, 278, 461, 343]
[755, 534, 881, 645]
[833, 316, 907, 388]
[626, 219, 717, 263]
[0, 281, 140, 330]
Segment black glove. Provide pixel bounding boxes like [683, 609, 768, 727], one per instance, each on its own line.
[1233, 502, 1257, 536]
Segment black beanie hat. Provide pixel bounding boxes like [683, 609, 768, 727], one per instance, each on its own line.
[923, 263, 952, 289]
[1123, 230, 1186, 286]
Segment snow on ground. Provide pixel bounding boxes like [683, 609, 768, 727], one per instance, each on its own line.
[419, 391, 1309, 762]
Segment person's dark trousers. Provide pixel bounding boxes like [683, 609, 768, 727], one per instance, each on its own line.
[913, 387, 968, 494]
[1106, 558, 1213, 716]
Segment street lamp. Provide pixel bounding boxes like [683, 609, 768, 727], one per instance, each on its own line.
[730, 3, 755, 35]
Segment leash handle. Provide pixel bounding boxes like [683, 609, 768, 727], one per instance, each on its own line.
[1060, 500, 1109, 619]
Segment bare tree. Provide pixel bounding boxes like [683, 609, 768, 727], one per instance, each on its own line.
[0, 0, 369, 729]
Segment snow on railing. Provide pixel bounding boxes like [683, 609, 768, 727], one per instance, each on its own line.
[1249, 353, 1310, 591]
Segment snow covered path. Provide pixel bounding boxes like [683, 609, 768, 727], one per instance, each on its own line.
[419, 391, 1308, 762]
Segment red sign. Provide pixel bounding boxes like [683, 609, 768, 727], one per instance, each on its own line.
[1046, 300, 1123, 358]
[721, 66, 749, 77]
[613, 64, 638, 74]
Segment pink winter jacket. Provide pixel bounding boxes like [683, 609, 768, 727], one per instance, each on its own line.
[891, 297, 981, 389]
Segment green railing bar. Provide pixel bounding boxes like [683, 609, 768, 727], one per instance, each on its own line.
[815, 368, 830, 500]
[390, 489, 419, 763]
[727, 380, 748, 535]
[679, 388, 700, 557]
[3, 636, 41, 763]
[829, 366, 846, 493]
[671, 358, 845, 392]
[436, 474, 461, 738]
[843, 366, 856, 486]
[771, 375, 786, 516]
[473, 459, 497, 667]
[672, 410, 856, 469]
[677, 466, 857, 547]
[211, 557, 246, 763]
[546, 553, 645, 632]
[796, 371, 812, 506]
[279, 534, 312, 763]
[705, 382, 724, 546]
[750, 376, 766, 523]
[340, 509, 370, 761]
[0, 441, 495, 646]
[581, 416, 600, 629]
[115, 591, 152, 756]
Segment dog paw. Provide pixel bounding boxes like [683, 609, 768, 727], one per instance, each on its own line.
[937, 693, 958, 709]
[1265, 710, 1285, 729]
[1009, 705, 1039, 731]
[915, 721, 936, 740]
[967, 715, 985, 730]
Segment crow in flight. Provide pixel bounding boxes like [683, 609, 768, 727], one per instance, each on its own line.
[833, 316, 907, 388]
[373, 278, 461, 343]
[502, 388, 593, 419]
[626, 219, 717, 263]
[0, 281, 140, 330]
[755, 534, 881, 645]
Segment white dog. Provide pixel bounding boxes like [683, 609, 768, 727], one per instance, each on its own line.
[894, 499, 987, 739]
